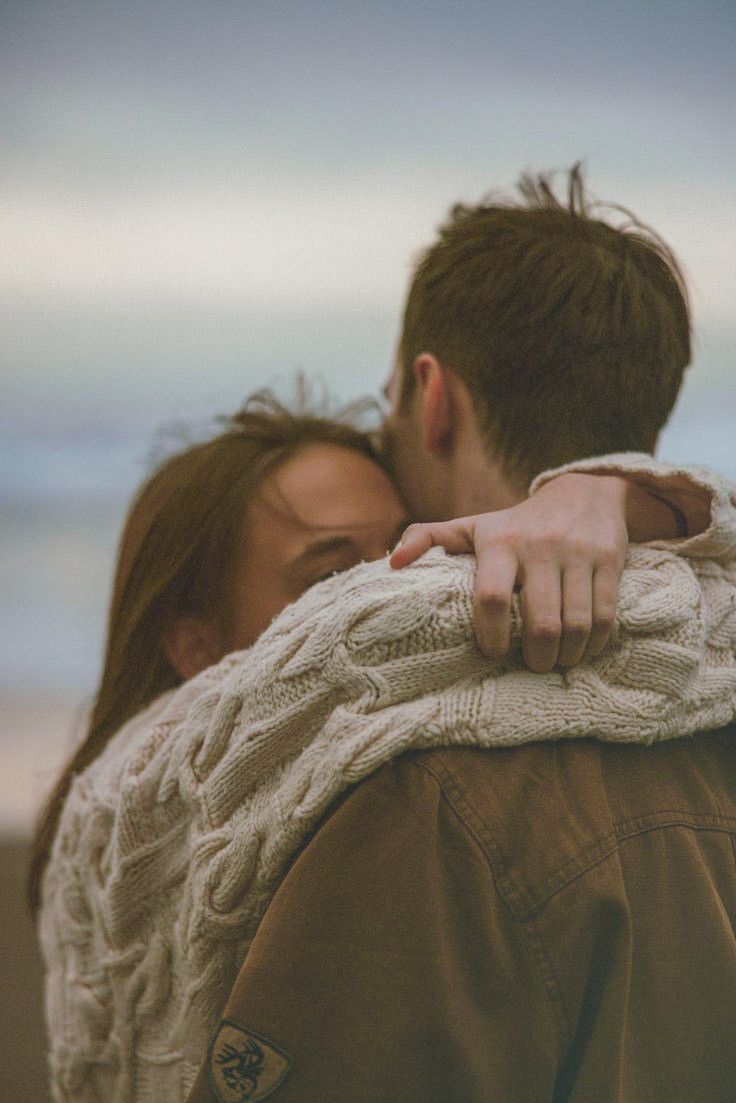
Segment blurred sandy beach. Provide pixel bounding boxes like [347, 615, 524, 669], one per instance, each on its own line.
[1, 696, 81, 1103]
[1, 695, 84, 835]
[1, 833, 53, 1103]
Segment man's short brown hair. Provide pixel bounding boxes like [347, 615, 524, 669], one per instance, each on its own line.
[399, 165, 691, 486]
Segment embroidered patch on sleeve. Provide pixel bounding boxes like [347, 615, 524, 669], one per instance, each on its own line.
[207, 1020, 292, 1103]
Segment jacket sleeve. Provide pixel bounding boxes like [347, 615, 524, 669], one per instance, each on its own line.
[530, 453, 736, 563]
[185, 755, 559, 1103]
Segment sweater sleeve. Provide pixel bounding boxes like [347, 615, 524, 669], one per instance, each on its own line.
[530, 453, 736, 563]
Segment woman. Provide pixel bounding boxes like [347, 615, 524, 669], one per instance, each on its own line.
[32, 391, 736, 1102]
[28, 391, 408, 913]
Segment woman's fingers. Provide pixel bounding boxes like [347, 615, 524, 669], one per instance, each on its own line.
[587, 563, 620, 657]
[388, 519, 475, 569]
[390, 518, 520, 660]
[519, 562, 563, 673]
[558, 564, 594, 668]
[390, 477, 628, 670]
[473, 550, 519, 659]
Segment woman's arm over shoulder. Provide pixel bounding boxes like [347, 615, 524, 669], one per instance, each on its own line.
[391, 457, 735, 669]
[530, 453, 736, 561]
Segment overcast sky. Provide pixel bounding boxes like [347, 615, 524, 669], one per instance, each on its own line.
[2, 0, 735, 472]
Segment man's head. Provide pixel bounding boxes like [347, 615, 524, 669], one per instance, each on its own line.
[385, 165, 691, 520]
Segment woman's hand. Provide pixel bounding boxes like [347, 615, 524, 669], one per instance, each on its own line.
[390, 473, 632, 672]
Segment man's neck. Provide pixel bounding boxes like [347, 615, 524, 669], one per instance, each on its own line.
[446, 434, 525, 517]
[437, 373, 526, 517]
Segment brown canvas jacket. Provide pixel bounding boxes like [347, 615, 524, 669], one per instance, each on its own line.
[188, 726, 736, 1103]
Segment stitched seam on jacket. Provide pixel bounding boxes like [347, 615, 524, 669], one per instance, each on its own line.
[416, 752, 736, 915]
[414, 758, 571, 1055]
[520, 823, 736, 921]
[525, 816, 736, 914]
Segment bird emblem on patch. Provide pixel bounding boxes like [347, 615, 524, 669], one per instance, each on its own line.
[207, 1020, 292, 1102]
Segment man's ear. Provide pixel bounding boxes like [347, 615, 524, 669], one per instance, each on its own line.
[163, 617, 222, 681]
[412, 353, 454, 454]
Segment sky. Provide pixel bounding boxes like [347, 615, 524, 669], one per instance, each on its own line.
[1, 0, 735, 713]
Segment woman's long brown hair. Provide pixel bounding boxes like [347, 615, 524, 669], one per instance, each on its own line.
[28, 391, 380, 913]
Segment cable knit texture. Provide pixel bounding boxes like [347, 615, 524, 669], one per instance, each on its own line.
[39, 456, 736, 1102]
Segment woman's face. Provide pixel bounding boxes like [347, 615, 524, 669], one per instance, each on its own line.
[226, 443, 408, 652]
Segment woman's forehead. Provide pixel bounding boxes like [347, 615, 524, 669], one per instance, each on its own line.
[258, 443, 403, 531]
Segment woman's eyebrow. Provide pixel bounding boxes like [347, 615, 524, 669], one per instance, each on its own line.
[288, 536, 357, 569]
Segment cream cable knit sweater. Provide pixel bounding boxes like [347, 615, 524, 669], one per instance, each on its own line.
[40, 455, 736, 1103]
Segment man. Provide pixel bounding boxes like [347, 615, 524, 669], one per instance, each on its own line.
[182, 167, 736, 1102]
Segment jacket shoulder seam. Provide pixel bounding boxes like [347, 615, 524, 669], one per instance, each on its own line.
[412, 757, 571, 1054]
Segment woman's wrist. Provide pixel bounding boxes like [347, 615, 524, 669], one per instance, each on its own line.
[624, 479, 688, 541]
